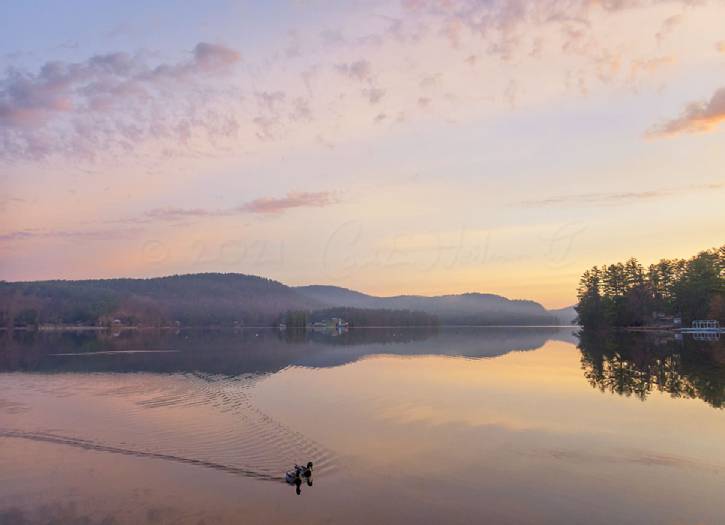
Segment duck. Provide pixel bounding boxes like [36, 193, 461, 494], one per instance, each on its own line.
[285, 467, 301, 484]
[285, 462, 313, 484]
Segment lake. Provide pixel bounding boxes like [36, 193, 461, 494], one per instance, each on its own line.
[1, 327, 723, 524]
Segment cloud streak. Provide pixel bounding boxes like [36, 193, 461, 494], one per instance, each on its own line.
[0, 196, 25, 211]
[2, 192, 338, 242]
[140, 191, 339, 222]
[514, 183, 723, 207]
[0, 227, 140, 242]
[647, 87, 725, 137]
[239, 191, 337, 214]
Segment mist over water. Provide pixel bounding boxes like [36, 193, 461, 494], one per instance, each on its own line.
[1, 327, 723, 524]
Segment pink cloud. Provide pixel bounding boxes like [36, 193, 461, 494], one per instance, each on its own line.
[398, 0, 701, 63]
[193, 42, 241, 71]
[335, 60, 373, 82]
[255, 91, 286, 111]
[363, 87, 386, 104]
[0, 227, 141, 242]
[239, 191, 338, 214]
[647, 87, 725, 137]
[145, 207, 221, 221]
[131, 191, 339, 223]
[514, 183, 724, 207]
[0, 42, 241, 161]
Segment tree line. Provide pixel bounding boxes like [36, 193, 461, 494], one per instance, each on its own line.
[284, 307, 439, 328]
[575, 245, 724, 328]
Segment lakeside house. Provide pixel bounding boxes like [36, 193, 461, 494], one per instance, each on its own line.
[651, 312, 682, 328]
[311, 317, 349, 331]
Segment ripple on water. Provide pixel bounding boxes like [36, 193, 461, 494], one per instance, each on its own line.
[0, 372, 338, 482]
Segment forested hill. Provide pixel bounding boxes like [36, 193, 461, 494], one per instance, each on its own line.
[1, 273, 557, 328]
[547, 305, 577, 325]
[1, 274, 319, 328]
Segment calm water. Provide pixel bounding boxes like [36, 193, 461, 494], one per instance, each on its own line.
[1, 327, 723, 524]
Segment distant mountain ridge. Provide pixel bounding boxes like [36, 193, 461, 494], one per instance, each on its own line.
[1, 273, 559, 327]
[548, 305, 578, 325]
[295, 285, 557, 325]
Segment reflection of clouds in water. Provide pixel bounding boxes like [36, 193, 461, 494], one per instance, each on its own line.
[0, 398, 28, 415]
[0, 501, 214, 525]
[0, 504, 119, 525]
[535, 448, 723, 473]
[2, 329, 725, 524]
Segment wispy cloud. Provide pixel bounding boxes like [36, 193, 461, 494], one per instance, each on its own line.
[538, 448, 721, 473]
[514, 184, 723, 207]
[191, 42, 241, 71]
[3, 191, 338, 241]
[0, 42, 241, 161]
[647, 87, 725, 137]
[655, 14, 683, 45]
[400, 0, 697, 55]
[0, 227, 140, 242]
[334, 60, 373, 82]
[362, 87, 386, 104]
[0, 196, 25, 211]
[143, 207, 223, 221]
[133, 191, 339, 223]
[239, 191, 337, 214]
[0, 0, 719, 167]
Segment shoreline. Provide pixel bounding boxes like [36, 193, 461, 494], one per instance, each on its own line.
[1, 324, 581, 333]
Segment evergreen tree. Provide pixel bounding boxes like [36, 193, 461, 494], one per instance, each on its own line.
[576, 245, 724, 328]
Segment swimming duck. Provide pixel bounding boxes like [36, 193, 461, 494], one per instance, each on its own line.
[285, 462, 313, 484]
[285, 467, 301, 484]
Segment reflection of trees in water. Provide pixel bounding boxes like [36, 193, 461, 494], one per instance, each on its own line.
[0, 326, 560, 376]
[281, 326, 439, 345]
[578, 330, 725, 409]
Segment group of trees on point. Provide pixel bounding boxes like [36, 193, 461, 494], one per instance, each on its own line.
[576, 245, 724, 328]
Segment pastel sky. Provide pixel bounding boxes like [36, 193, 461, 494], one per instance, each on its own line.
[1, 0, 724, 308]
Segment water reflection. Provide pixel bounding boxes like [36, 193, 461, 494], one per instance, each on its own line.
[0, 326, 575, 375]
[578, 329, 725, 408]
[0, 327, 576, 492]
[3, 328, 722, 410]
[2, 327, 725, 524]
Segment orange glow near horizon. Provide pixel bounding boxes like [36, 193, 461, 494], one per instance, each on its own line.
[1, 1, 725, 307]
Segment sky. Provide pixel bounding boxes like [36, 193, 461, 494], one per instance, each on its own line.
[1, 0, 724, 308]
